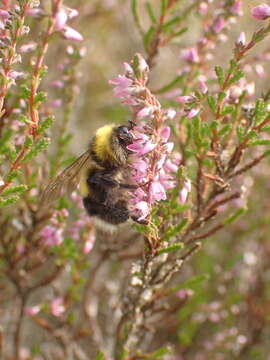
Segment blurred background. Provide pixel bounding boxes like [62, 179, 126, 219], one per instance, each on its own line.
[1, 0, 270, 359]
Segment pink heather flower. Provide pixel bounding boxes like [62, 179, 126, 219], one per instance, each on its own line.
[199, 80, 208, 94]
[25, 305, 40, 316]
[159, 170, 175, 190]
[187, 108, 200, 119]
[164, 159, 178, 173]
[131, 201, 150, 221]
[237, 32, 246, 46]
[109, 75, 134, 102]
[8, 71, 24, 80]
[127, 140, 156, 155]
[55, 8, 68, 30]
[51, 297, 65, 317]
[16, 244, 25, 254]
[109, 75, 132, 87]
[213, 17, 226, 33]
[14, 135, 25, 146]
[137, 106, 154, 119]
[255, 64, 265, 78]
[138, 57, 149, 72]
[162, 142, 174, 153]
[199, 2, 208, 15]
[49, 99, 62, 108]
[66, 7, 79, 19]
[26, 8, 43, 17]
[123, 62, 134, 75]
[160, 126, 171, 142]
[176, 95, 194, 104]
[131, 158, 148, 173]
[164, 89, 182, 99]
[245, 81, 255, 97]
[230, 1, 242, 15]
[50, 80, 64, 88]
[62, 26, 83, 41]
[132, 188, 147, 201]
[40, 225, 63, 247]
[20, 42, 37, 53]
[156, 154, 167, 170]
[0, 10, 9, 19]
[164, 109, 176, 120]
[176, 289, 188, 300]
[251, 4, 270, 20]
[83, 233, 96, 254]
[179, 179, 191, 204]
[179, 187, 189, 204]
[181, 48, 199, 63]
[149, 181, 166, 203]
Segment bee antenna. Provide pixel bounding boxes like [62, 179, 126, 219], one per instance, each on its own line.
[128, 120, 136, 129]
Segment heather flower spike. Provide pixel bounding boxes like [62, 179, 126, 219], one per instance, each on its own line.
[110, 54, 178, 223]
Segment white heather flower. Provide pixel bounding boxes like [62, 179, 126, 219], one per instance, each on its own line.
[131, 262, 142, 274]
[30, 0, 40, 7]
[187, 108, 200, 118]
[138, 57, 149, 72]
[243, 252, 257, 266]
[21, 26, 30, 35]
[164, 108, 176, 120]
[62, 26, 83, 41]
[20, 42, 37, 53]
[131, 276, 143, 286]
[237, 32, 246, 46]
[141, 289, 152, 302]
[55, 8, 68, 31]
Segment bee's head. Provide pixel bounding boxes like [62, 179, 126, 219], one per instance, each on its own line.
[116, 125, 133, 146]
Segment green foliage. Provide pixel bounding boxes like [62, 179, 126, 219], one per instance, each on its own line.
[215, 65, 224, 86]
[207, 95, 216, 113]
[95, 351, 105, 360]
[145, 1, 157, 24]
[164, 218, 188, 240]
[22, 137, 50, 162]
[37, 116, 54, 134]
[144, 25, 156, 51]
[2, 184, 27, 196]
[224, 208, 246, 225]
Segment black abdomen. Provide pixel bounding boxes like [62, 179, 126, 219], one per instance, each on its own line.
[83, 196, 129, 225]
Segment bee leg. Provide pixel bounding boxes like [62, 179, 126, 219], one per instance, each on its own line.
[83, 197, 99, 216]
[88, 172, 118, 188]
[119, 183, 138, 190]
[88, 172, 137, 190]
[131, 215, 149, 225]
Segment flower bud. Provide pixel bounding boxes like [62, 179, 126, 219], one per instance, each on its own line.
[251, 4, 270, 20]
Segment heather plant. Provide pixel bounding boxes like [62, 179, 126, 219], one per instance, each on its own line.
[1, 1, 270, 359]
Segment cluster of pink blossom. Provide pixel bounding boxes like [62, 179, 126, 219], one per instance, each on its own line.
[68, 192, 96, 254]
[39, 193, 96, 254]
[181, 1, 243, 69]
[177, 2, 270, 117]
[0, 8, 9, 30]
[25, 296, 66, 318]
[49, 44, 87, 108]
[251, 3, 270, 20]
[54, 5, 83, 42]
[110, 55, 188, 221]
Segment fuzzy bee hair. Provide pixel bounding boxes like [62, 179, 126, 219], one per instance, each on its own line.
[41, 123, 146, 231]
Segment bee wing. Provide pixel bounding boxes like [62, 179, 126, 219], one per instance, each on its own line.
[40, 150, 91, 206]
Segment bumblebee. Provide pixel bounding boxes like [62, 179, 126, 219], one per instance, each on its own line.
[41, 123, 146, 231]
